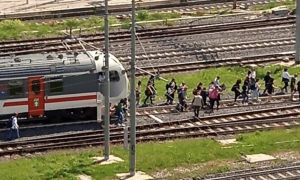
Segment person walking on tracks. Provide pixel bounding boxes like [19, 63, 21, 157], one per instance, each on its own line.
[263, 71, 271, 95]
[136, 81, 142, 106]
[281, 68, 291, 93]
[191, 91, 203, 118]
[177, 82, 188, 112]
[297, 80, 300, 101]
[165, 78, 177, 105]
[115, 100, 125, 126]
[208, 85, 220, 113]
[7, 113, 19, 140]
[231, 79, 241, 102]
[241, 81, 249, 104]
[143, 81, 155, 106]
[290, 75, 297, 100]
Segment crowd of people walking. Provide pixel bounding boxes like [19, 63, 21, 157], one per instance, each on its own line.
[133, 68, 300, 118]
[108, 67, 300, 125]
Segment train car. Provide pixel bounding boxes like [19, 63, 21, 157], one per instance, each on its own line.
[0, 50, 129, 120]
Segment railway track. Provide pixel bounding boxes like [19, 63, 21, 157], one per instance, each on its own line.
[0, 16, 295, 57]
[134, 93, 296, 116]
[0, 104, 300, 156]
[119, 37, 295, 63]
[135, 51, 294, 75]
[202, 162, 300, 180]
[0, 0, 277, 21]
[0, 93, 292, 129]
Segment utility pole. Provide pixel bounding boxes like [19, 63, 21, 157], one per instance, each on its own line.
[129, 0, 136, 176]
[296, 0, 300, 64]
[232, 0, 237, 9]
[103, 0, 110, 160]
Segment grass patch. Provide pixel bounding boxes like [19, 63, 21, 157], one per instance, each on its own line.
[0, 0, 285, 40]
[137, 65, 299, 102]
[0, 128, 300, 179]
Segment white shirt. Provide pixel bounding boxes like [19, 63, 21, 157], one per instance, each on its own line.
[214, 78, 221, 87]
[11, 116, 19, 129]
[282, 71, 290, 79]
[251, 71, 256, 79]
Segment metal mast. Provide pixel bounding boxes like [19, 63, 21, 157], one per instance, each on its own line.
[104, 0, 110, 160]
[296, 0, 300, 64]
[129, 0, 137, 176]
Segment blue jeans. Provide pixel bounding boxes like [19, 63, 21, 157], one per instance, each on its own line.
[8, 128, 19, 140]
[116, 111, 124, 124]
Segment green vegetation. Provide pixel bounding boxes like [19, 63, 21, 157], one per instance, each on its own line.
[138, 65, 299, 102]
[0, 1, 295, 40]
[0, 128, 300, 179]
[0, 11, 182, 40]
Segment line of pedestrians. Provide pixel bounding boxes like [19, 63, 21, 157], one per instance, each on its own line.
[136, 68, 300, 118]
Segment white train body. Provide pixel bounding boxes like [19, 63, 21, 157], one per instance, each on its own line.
[0, 51, 128, 119]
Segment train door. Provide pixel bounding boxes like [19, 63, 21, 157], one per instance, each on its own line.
[28, 77, 45, 118]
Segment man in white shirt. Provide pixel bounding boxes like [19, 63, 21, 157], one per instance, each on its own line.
[282, 68, 290, 93]
[214, 76, 221, 88]
[9, 113, 19, 140]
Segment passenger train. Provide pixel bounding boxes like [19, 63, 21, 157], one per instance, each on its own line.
[0, 50, 129, 120]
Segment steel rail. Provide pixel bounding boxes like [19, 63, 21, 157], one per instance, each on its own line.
[0, 116, 299, 156]
[135, 52, 295, 75]
[0, 17, 294, 56]
[0, 0, 270, 21]
[1, 104, 300, 156]
[204, 163, 300, 180]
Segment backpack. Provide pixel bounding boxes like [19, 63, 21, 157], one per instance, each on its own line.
[6, 117, 13, 128]
[165, 83, 169, 90]
[209, 88, 219, 100]
[231, 85, 236, 92]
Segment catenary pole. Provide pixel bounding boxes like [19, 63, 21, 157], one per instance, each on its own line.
[129, 0, 136, 176]
[104, 0, 110, 160]
[296, 0, 300, 64]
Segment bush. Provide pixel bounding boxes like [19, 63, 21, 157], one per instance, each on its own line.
[137, 10, 150, 21]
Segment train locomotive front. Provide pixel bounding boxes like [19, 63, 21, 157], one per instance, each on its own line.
[0, 51, 129, 120]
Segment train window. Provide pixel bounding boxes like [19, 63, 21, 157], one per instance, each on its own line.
[32, 80, 40, 95]
[110, 71, 120, 82]
[8, 80, 24, 96]
[98, 71, 120, 82]
[0, 83, 8, 97]
[49, 77, 63, 93]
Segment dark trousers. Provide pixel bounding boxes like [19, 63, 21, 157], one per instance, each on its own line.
[116, 111, 124, 124]
[201, 95, 207, 106]
[234, 91, 240, 102]
[193, 106, 200, 117]
[178, 98, 187, 112]
[7, 128, 19, 140]
[210, 98, 219, 112]
[144, 95, 153, 105]
[282, 80, 289, 93]
[242, 93, 248, 104]
[166, 93, 174, 104]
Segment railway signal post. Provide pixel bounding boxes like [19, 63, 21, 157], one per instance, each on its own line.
[103, 0, 110, 160]
[129, 0, 137, 176]
[296, 0, 300, 64]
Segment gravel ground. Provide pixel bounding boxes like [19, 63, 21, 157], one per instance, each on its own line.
[1, 14, 296, 143]
[109, 23, 295, 67]
[140, 101, 293, 125]
[0, 100, 293, 143]
[111, 25, 294, 57]
[160, 155, 300, 179]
